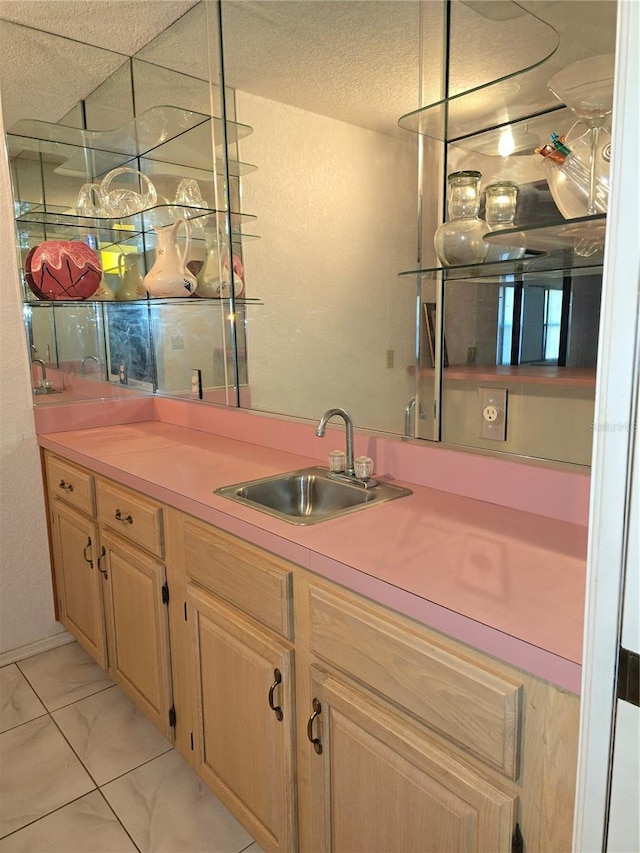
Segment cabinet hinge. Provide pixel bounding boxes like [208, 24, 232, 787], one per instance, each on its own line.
[511, 823, 523, 853]
[168, 705, 176, 728]
[161, 582, 169, 605]
[190, 732, 194, 751]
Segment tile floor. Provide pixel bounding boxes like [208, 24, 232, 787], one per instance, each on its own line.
[0, 641, 265, 852]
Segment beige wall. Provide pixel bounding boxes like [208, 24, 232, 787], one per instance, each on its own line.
[0, 100, 65, 658]
[237, 91, 419, 435]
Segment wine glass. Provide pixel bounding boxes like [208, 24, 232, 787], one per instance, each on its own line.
[547, 54, 614, 216]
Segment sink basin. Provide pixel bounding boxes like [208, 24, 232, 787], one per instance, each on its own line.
[215, 466, 412, 525]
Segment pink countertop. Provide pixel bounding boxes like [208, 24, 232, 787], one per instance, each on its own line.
[39, 417, 587, 692]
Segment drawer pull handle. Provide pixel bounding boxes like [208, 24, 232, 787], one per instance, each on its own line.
[268, 668, 283, 721]
[114, 509, 133, 524]
[97, 546, 108, 578]
[83, 537, 93, 569]
[58, 480, 74, 492]
[307, 698, 323, 755]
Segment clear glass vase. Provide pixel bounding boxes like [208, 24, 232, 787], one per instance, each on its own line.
[434, 171, 489, 266]
[484, 181, 525, 262]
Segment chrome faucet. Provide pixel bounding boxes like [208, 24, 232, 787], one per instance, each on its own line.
[81, 355, 100, 375]
[404, 395, 426, 437]
[315, 407, 356, 476]
[32, 358, 47, 384]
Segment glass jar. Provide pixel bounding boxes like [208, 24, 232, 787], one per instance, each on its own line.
[434, 170, 489, 266]
[484, 181, 525, 262]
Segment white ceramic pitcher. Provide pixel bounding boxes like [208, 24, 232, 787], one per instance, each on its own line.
[143, 218, 197, 298]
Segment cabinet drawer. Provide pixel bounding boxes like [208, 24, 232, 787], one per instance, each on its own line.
[183, 517, 293, 639]
[46, 454, 96, 516]
[308, 585, 522, 779]
[97, 480, 164, 558]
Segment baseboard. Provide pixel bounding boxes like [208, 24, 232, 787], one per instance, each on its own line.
[0, 630, 75, 667]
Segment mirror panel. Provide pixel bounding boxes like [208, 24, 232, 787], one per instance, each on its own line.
[436, 271, 600, 465]
[3, 3, 241, 408]
[220, 0, 430, 435]
[2, 1, 618, 467]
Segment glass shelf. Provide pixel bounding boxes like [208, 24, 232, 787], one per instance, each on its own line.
[25, 296, 263, 308]
[483, 214, 606, 252]
[398, 4, 617, 143]
[15, 204, 257, 242]
[7, 105, 253, 179]
[399, 215, 605, 281]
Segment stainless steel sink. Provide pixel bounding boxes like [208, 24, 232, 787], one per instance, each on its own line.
[215, 466, 412, 525]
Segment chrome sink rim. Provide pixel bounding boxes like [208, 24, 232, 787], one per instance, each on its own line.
[214, 466, 412, 525]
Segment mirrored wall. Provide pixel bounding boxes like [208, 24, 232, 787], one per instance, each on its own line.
[2, 0, 617, 466]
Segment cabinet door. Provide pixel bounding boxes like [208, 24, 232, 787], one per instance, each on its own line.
[306, 668, 516, 853]
[51, 500, 107, 668]
[101, 531, 173, 738]
[188, 583, 296, 853]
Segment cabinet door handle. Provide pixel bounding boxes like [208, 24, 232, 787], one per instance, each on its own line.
[97, 546, 108, 578]
[268, 668, 283, 721]
[114, 508, 133, 524]
[83, 537, 93, 569]
[58, 479, 74, 492]
[306, 698, 323, 754]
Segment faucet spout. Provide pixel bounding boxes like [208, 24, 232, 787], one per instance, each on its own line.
[315, 407, 355, 475]
[404, 395, 426, 437]
[81, 355, 100, 375]
[32, 358, 47, 383]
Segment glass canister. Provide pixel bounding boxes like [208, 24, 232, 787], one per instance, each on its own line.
[434, 170, 489, 266]
[484, 181, 525, 262]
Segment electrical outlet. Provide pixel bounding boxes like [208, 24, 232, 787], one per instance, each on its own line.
[118, 363, 128, 385]
[477, 387, 507, 441]
[190, 368, 203, 400]
[171, 334, 184, 350]
[467, 346, 477, 363]
[386, 349, 394, 369]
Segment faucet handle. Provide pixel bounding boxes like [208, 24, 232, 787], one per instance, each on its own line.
[328, 450, 346, 473]
[354, 456, 374, 480]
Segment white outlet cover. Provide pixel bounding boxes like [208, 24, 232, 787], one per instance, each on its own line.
[477, 387, 508, 441]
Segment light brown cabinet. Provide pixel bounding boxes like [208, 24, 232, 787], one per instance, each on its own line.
[101, 531, 173, 737]
[44, 452, 174, 739]
[43, 450, 580, 853]
[305, 667, 516, 853]
[49, 498, 107, 668]
[180, 517, 297, 853]
[188, 584, 296, 853]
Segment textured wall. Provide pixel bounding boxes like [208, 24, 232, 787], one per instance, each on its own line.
[237, 91, 419, 434]
[0, 99, 64, 655]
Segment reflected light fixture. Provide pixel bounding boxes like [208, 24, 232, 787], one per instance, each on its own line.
[498, 127, 515, 157]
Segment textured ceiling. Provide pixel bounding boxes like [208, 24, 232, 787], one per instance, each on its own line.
[0, 0, 617, 135]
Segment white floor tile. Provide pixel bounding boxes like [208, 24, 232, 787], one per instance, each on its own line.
[0, 716, 95, 838]
[0, 790, 137, 852]
[102, 749, 254, 853]
[52, 685, 171, 786]
[0, 664, 46, 733]
[17, 642, 113, 711]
